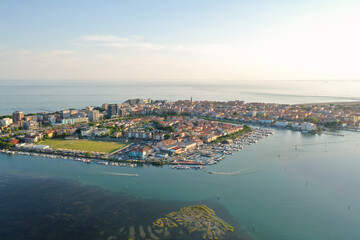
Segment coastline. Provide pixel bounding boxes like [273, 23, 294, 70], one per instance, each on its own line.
[0, 126, 274, 169]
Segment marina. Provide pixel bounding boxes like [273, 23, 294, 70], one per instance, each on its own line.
[0, 127, 274, 171]
[174, 128, 274, 167]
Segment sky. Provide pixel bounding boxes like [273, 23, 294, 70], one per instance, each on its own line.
[0, 0, 360, 82]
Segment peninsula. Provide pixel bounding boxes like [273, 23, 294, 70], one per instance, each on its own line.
[0, 99, 359, 167]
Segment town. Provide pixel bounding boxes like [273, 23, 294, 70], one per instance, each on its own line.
[0, 98, 359, 167]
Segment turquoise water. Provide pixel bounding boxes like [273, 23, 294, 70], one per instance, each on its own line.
[1, 129, 359, 239]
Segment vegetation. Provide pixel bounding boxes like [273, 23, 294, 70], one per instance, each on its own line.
[304, 116, 320, 124]
[94, 107, 105, 112]
[0, 141, 13, 149]
[0, 136, 14, 149]
[153, 205, 234, 240]
[152, 121, 175, 132]
[37, 139, 128, 153]
[213, 125, 252, 143]
[0, 115, 12, 120]
[324, 121, 342, 129]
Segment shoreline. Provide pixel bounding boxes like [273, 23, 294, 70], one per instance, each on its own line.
[0, 127, 274, 169]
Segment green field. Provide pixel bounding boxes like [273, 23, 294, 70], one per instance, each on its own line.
[38, 139, 128, 153]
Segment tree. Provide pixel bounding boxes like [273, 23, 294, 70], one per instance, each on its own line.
[94, 107, 105, 112]
[164, 134, 171, 140]
[243, 125, 251, 131]
[304, 116, 320, 124]
[165, 126, 175, 132]
[0, 141, 14, 149]
[85, 152, 91, 158]
[324, 121, 342, 129]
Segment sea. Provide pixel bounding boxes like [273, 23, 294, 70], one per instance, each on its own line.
[0, 79, 359, 115]
[0, 79, 360, 240]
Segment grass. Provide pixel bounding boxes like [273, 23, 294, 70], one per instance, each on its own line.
[38, 139, 128, 153]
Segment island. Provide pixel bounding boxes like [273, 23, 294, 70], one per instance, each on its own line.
[153, 205, 234, 240]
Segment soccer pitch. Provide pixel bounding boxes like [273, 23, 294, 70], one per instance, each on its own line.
[38, 139, 128, 153]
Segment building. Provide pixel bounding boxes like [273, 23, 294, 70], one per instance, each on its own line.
[61, 117, 88, 125]
[275, 121, 288, 128]
[80, 126, 108, 137]
[16, 143, 50, 151]
[48, 115, 57, 124]
[12, 111, 24, 123]
[258, 119, 273, 124]
[45, 130, 55, 138]
[71, 110, 79, 116]
[125, 130, 152, 139]
[110, 132, 122, 138]
[300, 122, 317, 132]
[85, 106, 93, 112]
[246, 111, 257, 117]
[153, 132, 165, 141]
[81, 127, 95, 138]
[0, 118, 13, 126]
[170, 146, 183, 154]
[129, 146, 153, 159]
[94, 128, 110, 137]
[24, 134, 42, 143]
[107, 104, 118, 118]
[9, 138, 19, 145]
[88, 110, 100, 122]
[102, 103, 109, 111]
[23, 120, 39, 130]
[61, 110, 71, 119]
[180, 141, 197, 151]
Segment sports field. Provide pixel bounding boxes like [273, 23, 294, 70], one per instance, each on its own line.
[38, 139, 128, 153]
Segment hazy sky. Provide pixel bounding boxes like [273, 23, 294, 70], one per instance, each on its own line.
[0, 0, 359, 81]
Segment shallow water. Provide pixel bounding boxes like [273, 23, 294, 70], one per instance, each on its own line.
[0, 172, 250, 240]
[1, 129, 360, 239]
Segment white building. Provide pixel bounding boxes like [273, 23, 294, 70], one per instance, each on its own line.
[86, 106, 94, 112]
[300, 122, 317, 132]
[61, 117, 88, 125]
[258, 119, 273, 124]
[89, 110, 100, 122]
[0, 118, 13, 126]
[275, 121, 288, 128]
[48, 115, 57, 124]
[94, 128, 110, 137]
[81, 127, 95, 137]
[291, 122, 300, 129]
[23, 121, 39, 130]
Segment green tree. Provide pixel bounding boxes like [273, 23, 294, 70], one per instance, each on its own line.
[324, 121, 342, 129]
[243, 125, 252, 131]
[304, 116, 320, 124]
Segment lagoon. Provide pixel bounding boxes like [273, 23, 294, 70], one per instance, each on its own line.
[1, 129, 360, 239]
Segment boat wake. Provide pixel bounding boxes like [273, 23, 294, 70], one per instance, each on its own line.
[100, 172, 139, 177]
[207, 169, 257, 176]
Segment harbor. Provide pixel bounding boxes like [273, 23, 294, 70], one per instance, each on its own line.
[172, 127, 274, 167]
[1, 127, 274, 171]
